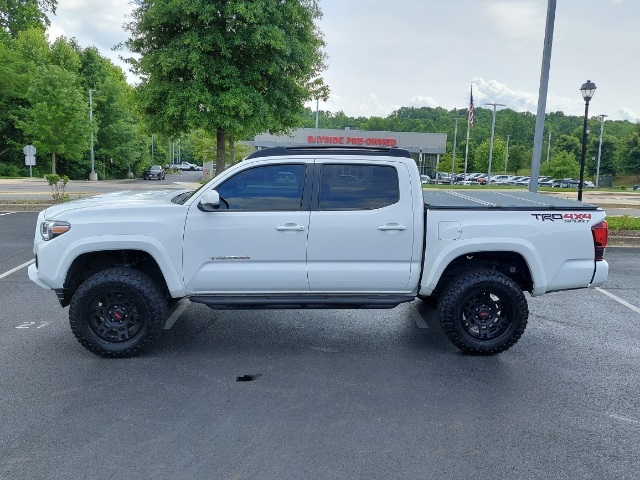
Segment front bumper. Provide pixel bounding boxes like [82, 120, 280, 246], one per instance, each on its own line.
[28, 263, 51, 290]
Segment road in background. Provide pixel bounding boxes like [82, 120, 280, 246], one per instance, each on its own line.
[1, 212, 639, 480]
[0, 171, 203, 201]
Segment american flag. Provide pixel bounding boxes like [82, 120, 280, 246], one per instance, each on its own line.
[468, 85, 474, 127]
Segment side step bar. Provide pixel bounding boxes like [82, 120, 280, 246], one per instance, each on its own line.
[189, 294, 416, 310]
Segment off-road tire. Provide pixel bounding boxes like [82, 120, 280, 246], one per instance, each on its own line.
[438, 268, 528, 355]
[69, 268, 167, 358]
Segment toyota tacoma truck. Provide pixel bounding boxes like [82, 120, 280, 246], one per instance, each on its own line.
[28, 146, 609, 357]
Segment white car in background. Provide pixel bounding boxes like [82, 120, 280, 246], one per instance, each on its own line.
[489, 175, 514, 185]
[175, 162, 202, 171]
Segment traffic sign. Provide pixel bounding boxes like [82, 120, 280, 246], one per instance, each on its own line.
[23, 145, 36, 156]
[25, 155, 36, 166]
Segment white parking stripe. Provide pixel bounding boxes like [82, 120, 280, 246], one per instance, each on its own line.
[0, 212, 15, 216]
[0, 259, 35, 280]
[164, 299, 190, 329]
[596, 287, 640, 315]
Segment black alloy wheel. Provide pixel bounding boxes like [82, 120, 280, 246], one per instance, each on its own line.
[69, 268, 167, 357]
[438, 268, 528, 355]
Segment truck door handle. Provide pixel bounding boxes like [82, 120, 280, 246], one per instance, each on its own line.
[378, 224, 407, 231]
[275, 223, 306, 231]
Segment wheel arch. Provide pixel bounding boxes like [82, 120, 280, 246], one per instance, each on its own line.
[425, 250, 535, 299]
[59, 248, 179, 307]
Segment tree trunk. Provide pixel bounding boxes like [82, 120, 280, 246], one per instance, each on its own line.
[228, 135, 235, 166]
[216, 127, 226, 174]
[51, 151, 56, 175]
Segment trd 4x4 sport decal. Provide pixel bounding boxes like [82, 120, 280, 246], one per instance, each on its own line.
[531, 213, 592, 223]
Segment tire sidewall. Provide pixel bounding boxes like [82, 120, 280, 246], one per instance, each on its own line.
[69, 269, 167, 357]
[439, 269, 528, 355]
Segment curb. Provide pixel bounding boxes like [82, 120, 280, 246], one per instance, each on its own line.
[608, 236, 640, 247]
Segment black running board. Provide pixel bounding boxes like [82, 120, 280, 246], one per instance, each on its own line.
[189, 294, 415, 310]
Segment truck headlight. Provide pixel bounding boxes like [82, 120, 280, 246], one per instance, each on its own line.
[40, 221, 71, 241]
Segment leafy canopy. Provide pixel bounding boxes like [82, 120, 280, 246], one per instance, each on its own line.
[124, 0, 327, 170]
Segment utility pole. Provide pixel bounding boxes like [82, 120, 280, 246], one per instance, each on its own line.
[89, 89, 98, 181]
[530, 0, 556, 192]
[505, 135, 510, 173]
[546, 132, 551, 162]
[485, 103, 505, 180]
[451, 118, 459, 178]
[595, 114, 608, 188]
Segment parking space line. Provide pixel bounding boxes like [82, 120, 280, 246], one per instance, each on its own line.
[0, 212, 15, 216]
[596, 287, 640, 315]
[411, 306, 429, 329]
[0, 259, 35, 280]
[164, 299, 190, 329]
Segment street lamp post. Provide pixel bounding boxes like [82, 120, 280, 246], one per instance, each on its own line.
[485, 103, 506, 180]
[505, 135, 510, 173]
[578, 80, 597, 201]
[89, 89, 98, 181]
[546, 132, 551, 162]
[595, 114, 608, 188]
[451, 118, 459, 178]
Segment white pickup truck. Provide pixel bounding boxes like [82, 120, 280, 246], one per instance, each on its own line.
[28, 146, 609, 358]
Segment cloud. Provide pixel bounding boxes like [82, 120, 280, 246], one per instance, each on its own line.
[470, 77, 586, 116]
[408, 96, 440, 109]
[484, 1, 545, 42]
[470, 77, 538, 112]
[615, 107, 639, 122]
[47, 0, 132, 52]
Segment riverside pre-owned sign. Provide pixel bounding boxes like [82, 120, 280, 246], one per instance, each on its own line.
[307, 135, 398, 147]
[250, 128, 446, 154]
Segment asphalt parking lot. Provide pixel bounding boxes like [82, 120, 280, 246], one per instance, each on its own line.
[1, 212, 639, 480]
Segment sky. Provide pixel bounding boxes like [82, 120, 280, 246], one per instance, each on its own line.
[47, 0, 640, 122]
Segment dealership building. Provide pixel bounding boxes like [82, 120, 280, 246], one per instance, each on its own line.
[248, 128, 447, 175]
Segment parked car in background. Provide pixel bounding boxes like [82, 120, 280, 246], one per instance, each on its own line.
[420, 175, 431, 185]
[489, 175, 514, 185]
[175, 162, 202, 171]
[142, 165, 165, 180]
[433, 173, 453, 185]
[538, 178, 558, 187]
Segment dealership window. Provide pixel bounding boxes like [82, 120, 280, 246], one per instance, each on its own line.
[318, 164, 399, 211]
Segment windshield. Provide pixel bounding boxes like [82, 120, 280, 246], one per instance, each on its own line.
[171, 181, 208, 204]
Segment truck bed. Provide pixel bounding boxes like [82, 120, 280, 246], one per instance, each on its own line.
[423, 190, 600, 211]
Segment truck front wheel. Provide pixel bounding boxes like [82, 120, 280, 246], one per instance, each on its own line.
[438, 268, 528, 355]
[69, 268, 167, 357]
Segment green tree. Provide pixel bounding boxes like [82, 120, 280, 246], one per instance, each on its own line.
[506, 144, 528, 175]
[552, 134, 581, 160]
[78, 47, 146, 178]
[540, 151, 579, 179]
[125, 0, 327, 174]
[0, 0, 57, 37]
[15, 64, 88, 174]
[586, 133, 617, 177]
[474, 138, 506, 174]
[619, 130, 640, 180]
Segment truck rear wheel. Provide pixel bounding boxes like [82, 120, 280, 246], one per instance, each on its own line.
[438, 268, 528, 355]
[69, 268, 167, 358]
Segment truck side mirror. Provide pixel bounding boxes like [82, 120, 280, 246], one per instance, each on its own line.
[198, 190, 220, 212]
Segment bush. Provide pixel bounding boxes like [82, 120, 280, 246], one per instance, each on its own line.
[44, 173, 70, 203]
[0, 163, 21, 177]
